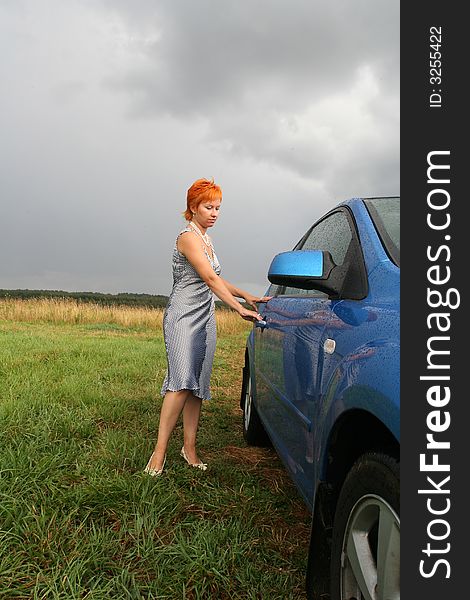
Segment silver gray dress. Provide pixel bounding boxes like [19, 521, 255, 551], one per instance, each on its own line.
[160, 226, 221, 401]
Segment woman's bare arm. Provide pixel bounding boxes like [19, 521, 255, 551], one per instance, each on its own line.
[177, 232, 262, 320]
[218, 276, 272, 309]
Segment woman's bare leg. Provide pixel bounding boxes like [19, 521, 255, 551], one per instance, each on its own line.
[146, 389, 191, 470]
[182, 393, 203, 464]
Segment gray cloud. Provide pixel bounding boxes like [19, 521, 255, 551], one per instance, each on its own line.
[0, 0, 399, 297]
[105, 0, 399, 190]
[108, 1, 398, 113]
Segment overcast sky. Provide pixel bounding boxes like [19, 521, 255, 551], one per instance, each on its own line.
[0, 0, 399, 298]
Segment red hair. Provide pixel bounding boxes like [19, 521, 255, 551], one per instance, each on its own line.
[184, 178, 222, 221]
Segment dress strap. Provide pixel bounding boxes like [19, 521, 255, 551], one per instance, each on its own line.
[175, 225, 215, 261]
[174, 226, 192, 245]
[177, 225, 192, 237]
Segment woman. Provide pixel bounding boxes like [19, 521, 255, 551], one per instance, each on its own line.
[144, 178, 270, 475]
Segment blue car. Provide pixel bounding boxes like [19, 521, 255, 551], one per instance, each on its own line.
[240, 197, 400, 600]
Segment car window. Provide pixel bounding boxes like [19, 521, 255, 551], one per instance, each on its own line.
[363, 197, 400, 266]
[302, 211, 352, 262]
[283, 210, 353, 296]
[266, 283, 283, 297]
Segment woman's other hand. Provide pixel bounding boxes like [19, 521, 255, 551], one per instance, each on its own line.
[242, 293, 272, 311]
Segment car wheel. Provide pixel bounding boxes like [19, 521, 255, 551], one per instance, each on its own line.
[241, 361, 269, 446]
[330, 453, 400, 600]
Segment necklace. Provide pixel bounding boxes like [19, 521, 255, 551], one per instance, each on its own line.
[189, 221, 211, 247]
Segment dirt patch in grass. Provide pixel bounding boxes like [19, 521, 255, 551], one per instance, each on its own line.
[222, 444, 275, 465]
[221, 444, 311, 500]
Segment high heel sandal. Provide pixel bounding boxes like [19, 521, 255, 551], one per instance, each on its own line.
[144, 452, 166, 477]
[180, 446, 207, 471]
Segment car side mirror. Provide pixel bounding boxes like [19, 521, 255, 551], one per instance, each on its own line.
[267, 250, 349, 298]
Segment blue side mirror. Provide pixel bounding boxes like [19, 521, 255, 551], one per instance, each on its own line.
[267, 247, 367, 301]
[269, 250, 324, 278]
[268, 250, 336, 290]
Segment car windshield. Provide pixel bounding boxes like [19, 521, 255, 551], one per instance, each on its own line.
[363, 197, 400, 266]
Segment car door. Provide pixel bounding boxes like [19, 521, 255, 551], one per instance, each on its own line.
[255, 209, 355, 503]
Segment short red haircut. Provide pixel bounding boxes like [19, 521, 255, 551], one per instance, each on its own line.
[184, 178, 222, 221]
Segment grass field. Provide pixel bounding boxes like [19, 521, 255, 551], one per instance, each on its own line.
[0, 299, 310, 599]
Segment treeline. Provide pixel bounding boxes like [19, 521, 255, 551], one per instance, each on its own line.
[0, 289, 231, 310]
[0, 289, 169, 309]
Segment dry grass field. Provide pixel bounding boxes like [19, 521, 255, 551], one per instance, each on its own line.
[0, 297, 248, 336]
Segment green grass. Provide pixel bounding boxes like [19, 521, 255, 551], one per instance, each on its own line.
[0, 321, 310, 599]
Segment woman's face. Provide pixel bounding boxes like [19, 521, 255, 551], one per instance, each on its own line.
[192, 197, 222, 230]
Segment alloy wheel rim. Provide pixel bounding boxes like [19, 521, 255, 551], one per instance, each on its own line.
[340, 494, 400, 600]
[244, 376, 252, 429]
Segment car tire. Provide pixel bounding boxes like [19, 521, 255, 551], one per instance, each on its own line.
[330, 452, 400, 600]
[241, 361, 270, 446]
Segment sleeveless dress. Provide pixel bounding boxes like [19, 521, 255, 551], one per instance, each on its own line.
[160, 226, 221, 401]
